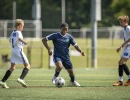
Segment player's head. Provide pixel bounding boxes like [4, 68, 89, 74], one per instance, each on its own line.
[118, 15, 129, 27]
[15, 19, 24, 31]
[60, 23, 68, 35]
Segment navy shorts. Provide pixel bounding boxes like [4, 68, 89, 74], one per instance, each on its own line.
[53, 56, 72, 69]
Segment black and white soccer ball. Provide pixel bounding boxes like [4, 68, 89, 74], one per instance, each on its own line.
[55, 77, 65, 88]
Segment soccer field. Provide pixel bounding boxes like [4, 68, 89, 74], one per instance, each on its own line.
[0, 68, 130, 100]
[2, 38, 130, 68]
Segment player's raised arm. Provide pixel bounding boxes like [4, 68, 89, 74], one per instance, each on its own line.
[42, 37, 52, 56]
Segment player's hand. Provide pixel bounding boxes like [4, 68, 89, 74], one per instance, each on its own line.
[116, 47, 121, 53]
[24, 42, 28, 45]
[48, 50, 52, 56]
[81, 51, 85, 56]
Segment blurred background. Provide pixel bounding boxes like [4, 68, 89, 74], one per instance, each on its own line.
[0, 0, 130, 69]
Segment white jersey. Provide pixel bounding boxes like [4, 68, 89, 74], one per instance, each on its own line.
[121, 25, 130, 58]
[9, 30, 29, 64]
[122, 25, 130, 44]
[10, 30, 24, 49]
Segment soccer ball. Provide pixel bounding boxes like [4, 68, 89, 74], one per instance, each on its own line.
[55, 77, 65, 88]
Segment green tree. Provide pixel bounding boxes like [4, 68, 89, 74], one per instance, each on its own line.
[66, 0, 91, 28]
[98, 0, 114, 26]
[41, 0, 61, 28]
[0, 0, 33, 20]
[110, 0, 130, 25]
[1, 0, 129, 28]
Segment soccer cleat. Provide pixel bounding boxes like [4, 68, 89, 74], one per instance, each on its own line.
[113, 81, 123, 86]
[17, 78, 27, 87]
[124, 79, 130, 86]
[0, 81, 9, 88]
[52, 77, 56, 85]
[70, 81, 80, 87]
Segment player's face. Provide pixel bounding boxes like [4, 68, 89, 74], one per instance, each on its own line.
[61, 26, 68, 35]
[119, 20, 127, 27]
[19, 23, 24, 31]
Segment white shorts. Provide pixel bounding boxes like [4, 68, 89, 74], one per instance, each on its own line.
[11, 48, 29, 64]
[121, 45, 130, 58]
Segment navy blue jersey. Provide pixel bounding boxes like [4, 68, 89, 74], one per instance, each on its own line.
[46, 32, 77, 59]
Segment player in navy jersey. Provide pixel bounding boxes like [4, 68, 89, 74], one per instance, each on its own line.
[113, 15, 130, 86]
[0, 19, 30, 88]
[42, 23, 85, 86]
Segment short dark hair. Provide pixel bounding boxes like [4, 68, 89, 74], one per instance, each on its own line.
[61, 23, 68, 28]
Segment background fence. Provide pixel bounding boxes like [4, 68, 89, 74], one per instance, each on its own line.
[0, 20, 123, 39]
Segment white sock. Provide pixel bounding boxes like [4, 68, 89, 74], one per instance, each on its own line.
[119, 76, 123, 82]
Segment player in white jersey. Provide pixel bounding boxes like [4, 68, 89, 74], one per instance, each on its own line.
[113, 15, 130, 86]
[0, 19, 30, 88]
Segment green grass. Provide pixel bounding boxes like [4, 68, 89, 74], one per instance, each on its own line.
[1, 38, 130, 68]
[0, 68, 130, 100]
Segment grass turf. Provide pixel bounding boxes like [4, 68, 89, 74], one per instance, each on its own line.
[0, 68, 130, 100]
[1, 38, 130, 68]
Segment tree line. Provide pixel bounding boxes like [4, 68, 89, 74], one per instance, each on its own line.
[0, 0, 130, 28]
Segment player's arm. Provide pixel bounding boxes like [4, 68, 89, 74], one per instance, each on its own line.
[70, 35, 85, 56]
[18, 38, 27, 45]
[74, 45, 85, 56]
[116, 37, 130, 53]
[17, 32, 27, 45]
[42, 38, 52, 55]
[121, 38, 130, 48]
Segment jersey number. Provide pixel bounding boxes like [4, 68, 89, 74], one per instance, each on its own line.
[12, 33, 16, 48]
[12, 38, 14, 48]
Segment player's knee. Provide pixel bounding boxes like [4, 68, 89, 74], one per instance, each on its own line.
[24, 63, 30, 70]
[10, 66, 16, 71]
[57, 66, 62, 70]
[26, 65, 30, 70]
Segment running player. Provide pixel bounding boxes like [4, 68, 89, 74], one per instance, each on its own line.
[42, 23, 85, 87]
[113, 15, 130, 86]
[0, 19, 30, 88]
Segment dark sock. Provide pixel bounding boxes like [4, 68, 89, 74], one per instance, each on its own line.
[119, 65, 123, 76]
[54, 71, 60, 77]
[2, 70, 12, 82]
[70, 76, 75, 82]
[122, 64, 130, 75]
[20, 68, 29, 79]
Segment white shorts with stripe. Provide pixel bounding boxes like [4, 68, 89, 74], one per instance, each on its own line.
[11, 48, 29, 64]
[121, 45, 130, 58]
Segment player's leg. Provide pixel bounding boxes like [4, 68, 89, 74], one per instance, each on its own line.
[63, 59, 80, 87]
[52, 61, 63, 84]
[0, 63, 16, 88]
[20, 63, 30, 80]
[17, 63, 30, 87]
[119, 48, 130, 86]
[17, 51, 30, 87]
[119, 58, 130, 86]
[113, 57, 129, 86]
[66, 68, 80, 87]
[113, 58, 129, 86]
[52, 56, 63, 84]
[113, 47, 130, 86]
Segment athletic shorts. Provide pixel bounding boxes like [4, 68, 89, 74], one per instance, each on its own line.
[121, 45, 130, 58]
[11, 48, 29, 64]
[53, 56, 72, 69]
